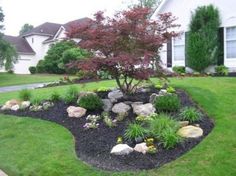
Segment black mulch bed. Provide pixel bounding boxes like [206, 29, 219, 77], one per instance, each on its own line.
[1, 89, 214, 171]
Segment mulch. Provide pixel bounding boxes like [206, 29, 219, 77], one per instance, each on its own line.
[1, 89, 214, 171]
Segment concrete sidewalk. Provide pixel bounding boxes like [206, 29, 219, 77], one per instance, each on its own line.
[0, 83, 47, 93]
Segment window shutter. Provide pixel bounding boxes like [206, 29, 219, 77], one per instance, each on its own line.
[185, 32, 189, 67]
[167, 38, 172, 67]
[218, 27, 224, 65]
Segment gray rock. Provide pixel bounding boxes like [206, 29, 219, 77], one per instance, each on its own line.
[108, 90, 123, 100]
[67, 106, 87, 118]
[110, 144, 133, 155]
[177, 125, 203, 138]
[29, 105, 43, 112]
[132, 103, 156, 116]
[102, 99, 113, 112]
[179, 121, 189, 127]
[131, 102, 143, 109]
[159, 89, 167, 95]
[149, 93, 159, 104]
[11, 105, 20, 111]
[112, 103, 131, 114]
[42, 101, 54, 110]
[21, 101, 31, 109]
[134, 143, 149, 154]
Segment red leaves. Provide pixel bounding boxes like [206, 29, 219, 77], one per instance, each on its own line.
[67, 7, 180, 93]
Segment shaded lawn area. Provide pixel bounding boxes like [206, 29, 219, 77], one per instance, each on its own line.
[0, 73, 75, 87]
[0, 77, 235, 176]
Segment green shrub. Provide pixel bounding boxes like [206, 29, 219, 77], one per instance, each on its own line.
[124, 123, 147, 141]
[19, 89, 32, 101]
[160, 128, 182, 149]
[50, 91, 61, 102]
[148, 114, 179, 138]
[29, 66, 36, 74]
[187, 5, 220, 72]
[179, 107, 202, 123]
[154, 94, 180, 112]
[167, 86, 176, 93]
[215, 65, 229, 76]
[31, 97, 41, 106]
[78, 94, 103, 110]
[64, 86, 78, 104]
[172, 66, 185, 74]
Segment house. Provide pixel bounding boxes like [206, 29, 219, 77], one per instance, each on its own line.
[152, 0, 236, 72]
[1, 17, 91, 74]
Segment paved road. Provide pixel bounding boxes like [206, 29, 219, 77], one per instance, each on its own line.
[0, 83, 48, 93]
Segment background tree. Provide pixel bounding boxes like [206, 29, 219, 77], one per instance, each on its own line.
[67, 7, 179, 94]
[19, 23, 34, 35]
[0, 7, 17, 71]
[186, 5, 220, 72]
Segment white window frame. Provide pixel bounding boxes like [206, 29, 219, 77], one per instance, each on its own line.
[172, 33, 185, 66]
[224, 26, 236, 60]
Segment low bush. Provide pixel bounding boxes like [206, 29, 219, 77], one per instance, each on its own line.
[148, 114, 179, 138]
[172, 66, 185, 74]
[160, 128, 182, 149]
[31, 97, 41, 106]
[19, 89, 32, 101]
[167, 86, 176, 93]
[215, 65, 229, 76]
[154, 94, 180, 112]
[29, 66, 36, 74]
[50, 91, 61, 102]
[124, 123, 147, 141]
[179, 107, 202, 123]
[78, 94, 103, 110]
[64, 86, 78, 104]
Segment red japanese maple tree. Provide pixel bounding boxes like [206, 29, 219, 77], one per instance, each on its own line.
[67, 7, 179, 94]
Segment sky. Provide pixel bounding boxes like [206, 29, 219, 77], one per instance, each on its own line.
[0, 0, 137, 36]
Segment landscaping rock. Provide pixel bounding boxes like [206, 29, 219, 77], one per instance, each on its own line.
[159, 89, 167, 95]
[149, 93, 159, 104]
[0, 170, 8, 176]
[132, 103, 155, 116]
[11, 105, 20, 111]
[112, 103, 131, 114]
[134, 143, 149, 154]
[179, 121, 189, 127]
[21, 101, 31, 109]
[42, 101, 54, 110]
[1, 99, 20, 110]
[29, 105, 43, 112]
[177, 125, 203, 138]
[102, 99, 113, 112]
[110, 144, 133, 155]
[67, 106, 87, 118]
[108, 90, 123, 101]
[131, 102, 143, 108]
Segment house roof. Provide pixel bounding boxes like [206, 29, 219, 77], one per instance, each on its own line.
[3, 35, 35, 55]
[63, 17, 92, 30]
[21, 22, 62, 37]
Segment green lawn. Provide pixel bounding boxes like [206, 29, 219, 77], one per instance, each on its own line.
[0, 73, 73, 87]
[0, 77, 235, 176]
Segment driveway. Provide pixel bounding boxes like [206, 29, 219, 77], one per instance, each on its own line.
[0, 83, 48, 93]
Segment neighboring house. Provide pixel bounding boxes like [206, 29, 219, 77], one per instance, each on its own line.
[152, 0, 236, 72]
[1, 17, 91, 74]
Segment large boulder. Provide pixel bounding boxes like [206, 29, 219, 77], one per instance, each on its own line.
[110, 144, 133, 155]
[134, 143, 149, 154]
[1, 99, 21, 110]
[67, 106, 87, 118]
[132, 103, 156, 116]
[102, 99, 113, 112]
[108, 90, 123, 101]
[112, 103, 130, 114]
[177, 125, 203, 138]
[11, 105, 20, 111]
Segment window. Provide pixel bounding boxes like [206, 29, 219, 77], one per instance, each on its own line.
[226, 27, 236, 59]
[173, 34, 185, 61]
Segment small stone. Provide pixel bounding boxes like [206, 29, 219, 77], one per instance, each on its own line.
[134, 143, 149, 154]
[112, 103, 131, 114]
[21, 101, 31, 109]
[67, 106, 87, 118]
[177, 125, 203, 138]
[194, 124, 200, 127]
[102, 99, 113, 112]
[11, 105, 20, 111]
[42, 101, 54, 110]
[132, 103, 156, 116]
[0, 169, 8, 176]
[110, 144, 133, 155]
[29, 105, 43, 112]
[108, 90, 123, 100]
[149, 93, 159, 104]
[159, 89, 167, 95]
[179, 121, 189, 127]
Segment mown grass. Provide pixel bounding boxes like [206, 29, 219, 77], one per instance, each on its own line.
[0, 77, 235, 176]
[0, 73, 73, 87]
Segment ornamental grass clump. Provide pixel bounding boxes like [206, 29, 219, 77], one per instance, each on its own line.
[50, 91, 61, 102]
[154, 94, 180, 112]
[64, 86, 78, 104]
[78, 94, 103, 110]
[19, 89, 32, 101]
[179, 107, 202, 123]
[124, 123, 147, 141]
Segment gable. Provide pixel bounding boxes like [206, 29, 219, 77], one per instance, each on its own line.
[153, 0, 236, 30]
